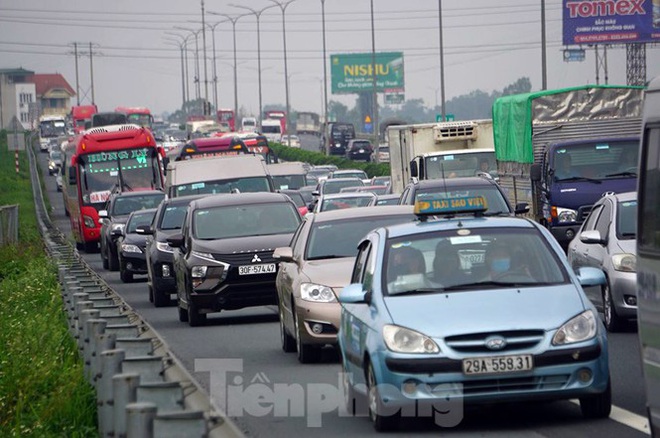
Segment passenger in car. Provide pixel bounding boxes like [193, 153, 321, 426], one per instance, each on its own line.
[431, 240, 468, 287]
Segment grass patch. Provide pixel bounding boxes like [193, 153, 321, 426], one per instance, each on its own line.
[0, 132, 97, 437]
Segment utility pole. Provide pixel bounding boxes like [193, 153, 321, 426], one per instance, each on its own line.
[541, 0, 547, 90]
[438, 0, 446, 121]
[321, 0, 329, 130]
[74, 43, 80, 105]
[89, 42, 95, 105]
[201, 0, 209, 115]
[370, 0, 378, 144]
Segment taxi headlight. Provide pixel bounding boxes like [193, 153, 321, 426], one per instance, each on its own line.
[156, 241, 173, 254]
[300, 283, 336, 303]
[612, 253, 636, 272]
[552, 310, 597, 345]
[111, 223, 125, 233]
[556, 207, 578, 224]
[383, 325, 440, 354]
[121, 244, 141, 253]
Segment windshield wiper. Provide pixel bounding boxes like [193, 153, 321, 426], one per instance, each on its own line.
[605, 171, 637, 178]
[556, 176, 602, 184]
[307, 255, 348, 260]
[390, 288, 441, 296]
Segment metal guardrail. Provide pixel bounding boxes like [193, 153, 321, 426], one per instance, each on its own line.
[26, 140, 244, 437]
[0, 204, 19, 246]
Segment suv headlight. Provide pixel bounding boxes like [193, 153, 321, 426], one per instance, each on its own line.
[191, 265, 207, 288]
[555, 207, 578, 224]
[121, 244, 141, 253]
[300, 283, 336, 303]
[552, 310, 597, 345]
[111, 223, 125, 233]
[156, 241, 173, 253]
[612, 253, 636, 272]
[383, 325, 440, 354]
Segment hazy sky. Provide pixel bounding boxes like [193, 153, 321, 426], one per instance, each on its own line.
[2, 0, 659, 118]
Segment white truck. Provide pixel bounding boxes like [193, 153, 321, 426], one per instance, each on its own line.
[260, 119, 283, 143]
[387, 119, 496, 193]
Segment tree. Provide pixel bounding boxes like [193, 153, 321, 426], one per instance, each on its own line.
[327, 100, 349, 123]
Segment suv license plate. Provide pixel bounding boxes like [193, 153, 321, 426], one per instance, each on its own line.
[462, 354, 533, 375]
[238, 264, 276, 275]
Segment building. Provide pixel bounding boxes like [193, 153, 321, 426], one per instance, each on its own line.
[26, 73, 76, 119]
[0, 68, 37, 130]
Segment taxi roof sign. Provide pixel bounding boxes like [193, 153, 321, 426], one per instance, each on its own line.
[414, 195, 488, 218]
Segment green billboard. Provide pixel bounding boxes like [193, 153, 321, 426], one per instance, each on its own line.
[331, 52, 404, 94]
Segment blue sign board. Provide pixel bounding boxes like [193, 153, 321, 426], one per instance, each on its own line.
[563, 0, 660, 45]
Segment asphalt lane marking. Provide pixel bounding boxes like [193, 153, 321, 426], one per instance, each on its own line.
[570, 400, 650, 435]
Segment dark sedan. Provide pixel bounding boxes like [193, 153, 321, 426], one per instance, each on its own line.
[168, 192, 302, 326]
[117, 208, 157, 283]
[137, 195, 204, 307]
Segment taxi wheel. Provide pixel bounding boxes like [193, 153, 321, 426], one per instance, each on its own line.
[280, 306, 296, 353]
[188, 302, 207, 327]
[295, 313, 321, 363]
[367, 363, 399, 431]
[602, 282, 624, 333]
[579, 377, 612, 419]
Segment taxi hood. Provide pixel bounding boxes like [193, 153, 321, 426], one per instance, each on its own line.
[383, 285, 587, 337]
[302, 257, 355, 289]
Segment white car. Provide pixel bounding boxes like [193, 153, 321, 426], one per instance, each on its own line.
[281, 135, 301, 148]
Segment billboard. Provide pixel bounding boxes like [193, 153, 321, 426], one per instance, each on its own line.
[563, 0, 660, 45]
[331, 52, 404, 94]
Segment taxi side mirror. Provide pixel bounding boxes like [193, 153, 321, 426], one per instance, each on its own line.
[338, 283, 368, 304]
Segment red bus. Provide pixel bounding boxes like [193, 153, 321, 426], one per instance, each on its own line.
[263, 110, 287, 134]
[61, 125, 165, 252]
[216, 132, 279, 164]
[115, 106, 154, 130]
[71, 105, 98, 134]
[216, 109, 235, 131]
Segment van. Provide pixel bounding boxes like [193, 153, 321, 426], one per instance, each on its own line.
[261, 119, 283, 143]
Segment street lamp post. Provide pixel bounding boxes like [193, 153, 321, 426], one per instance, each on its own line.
[369, 0, 378, 144]
[268, 0, 297, 147]
[438, 0, 446, 121]
[205, 21, 224, 116]
[208, 12, 249, 126]
[164, 36, 191, 110]
[166, 32, 193, 110]
[175, 27, 202, 102]
[229, 3, 277, 130]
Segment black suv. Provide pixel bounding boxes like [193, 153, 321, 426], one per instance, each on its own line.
[99, 190, 165, 271]
[345, 139, 373, 162]
[168, 192, 302, 326]
[117, 208, 157, 283]
[398, 176, 528, 215]
[137, 195, 204, 307]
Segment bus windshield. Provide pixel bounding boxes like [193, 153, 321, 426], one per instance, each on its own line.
[78, 147, 162, 205]
[126, 113, 153, 129]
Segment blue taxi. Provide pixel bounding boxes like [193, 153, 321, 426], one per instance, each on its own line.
[337, 196, 611, 431]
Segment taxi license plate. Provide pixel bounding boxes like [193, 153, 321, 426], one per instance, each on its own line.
[462, 354, 533, 375]
[238, 264, 276, 275]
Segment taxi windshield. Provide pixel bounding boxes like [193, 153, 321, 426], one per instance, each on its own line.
[384, 228, 568, 296]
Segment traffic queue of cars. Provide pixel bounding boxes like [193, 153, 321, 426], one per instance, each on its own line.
[85, 140, 628, 431]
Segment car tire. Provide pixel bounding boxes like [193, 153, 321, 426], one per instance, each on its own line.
[280, 306, 296, 353]
[102, 251, 109, 270]
[602, 282, 624, 332]
[188, 301, 206, 327]
[153, 286, 168, 308]
[120, 267, 133, 283]
[367, 362, 399, 431]
[177, 299, 189, 322]
[295, 312, 321, 363]
[85, 241, 97, 253]
[579, 378, 612, 419]
[148, 284, 154, 303]
[108, 245, 119, 272]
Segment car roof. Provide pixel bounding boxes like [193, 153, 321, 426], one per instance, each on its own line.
[333, 169, 366, 174]
[321, 192, 376, 200]
[384, 215, 537, 239]
[324, 177, 363, 183]
[112, 190, 165, 199]
[411, 176, 497, 189]
[603, 191, 637, 203]
[128, 207, 158, 218]
[161, 194, 206, 207]
[311, 205, 414, 223]
[190, 192, 290, 209]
